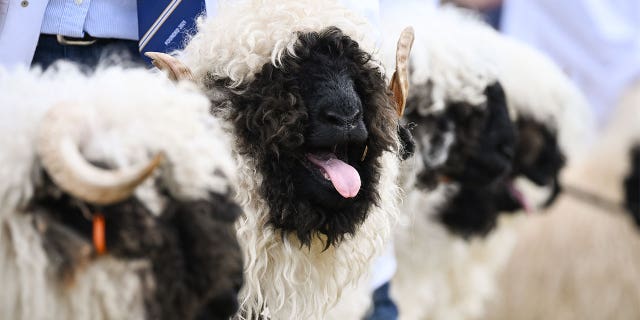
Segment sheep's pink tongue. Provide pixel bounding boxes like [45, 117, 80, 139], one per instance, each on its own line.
[507, 181, 532, 214]
[307, 153, 361, 198]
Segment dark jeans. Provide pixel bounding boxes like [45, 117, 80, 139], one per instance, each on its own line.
[31, 34, 145, 70]
[365, 282, 399, 320]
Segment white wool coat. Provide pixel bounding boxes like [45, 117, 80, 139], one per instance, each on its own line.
[346, 5, 595, 320]
[179, 1, 402, 319]
[0, 63, 235, 319]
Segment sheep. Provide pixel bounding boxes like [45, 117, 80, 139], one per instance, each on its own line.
[330, 79, 523, 320]
[375, 4, 594, 320]
[389, 86, 522, 320]
[145, 0, 415, 318]
[0, 63, 244, 320]
[327, 9, 518, 318]
[484, 81, 640, 320]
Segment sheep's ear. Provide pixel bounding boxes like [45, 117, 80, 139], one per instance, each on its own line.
[144, 52, 195, 82]
[389, 26, 415, 117]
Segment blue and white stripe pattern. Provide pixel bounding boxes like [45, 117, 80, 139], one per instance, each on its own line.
[41, 0, 138, 40]
[137, 0, 205, 63]
[137, 0, 183, 51]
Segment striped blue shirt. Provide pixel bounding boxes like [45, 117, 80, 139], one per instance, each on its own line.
[40, 0, 139, 40]
[39, 0, 382, 42]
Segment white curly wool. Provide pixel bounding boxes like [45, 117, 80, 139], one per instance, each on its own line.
[391, 181, 523, 320]
[373, 5, 596, 320]
[234, 151, 400, 320]
[381, 4, 594, 160]
[178, 1, 402, 318]
[330, 6, 505, 319]
[180, 0, 378, 88]
[0, 63, 235, 319]
[380, 3, 499, 115]
[490, 28, 595, 161]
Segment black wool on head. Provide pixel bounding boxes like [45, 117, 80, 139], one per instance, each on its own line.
[212, 27, 398, 247]
[434, 82, 517, 237]
[406, 83, 514, 191]
[511, 118, 565, 189]
[407, 81, 517, 237]
[30, 173, 244, 320]
[498, 117, 566, 212]
[398, 122, 416, 161]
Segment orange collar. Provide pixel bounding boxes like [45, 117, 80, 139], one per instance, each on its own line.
[92, 213, 106, 256]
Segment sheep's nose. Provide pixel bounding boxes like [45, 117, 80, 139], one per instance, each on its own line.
[321, 109, 367, 139]
[322, 110, 360, 127]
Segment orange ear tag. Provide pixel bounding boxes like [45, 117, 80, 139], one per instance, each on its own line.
[93, 213, 106, 255]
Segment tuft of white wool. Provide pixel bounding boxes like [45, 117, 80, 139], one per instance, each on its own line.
[178, 1, 401, 318]
[0, 63, 235, 214]
[485, 83, 640, 320]
[180, 0, 379, 88]
[0, 63, 236, 319]
[391, 182, 523, 320]
[381, 3, 499, 115]
[233, 151, 400, 320]
[489, 29, 595, 161]
[382, 4, 594, 161]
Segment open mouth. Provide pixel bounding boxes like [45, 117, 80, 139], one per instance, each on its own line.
[303, 146, 362, 199]
[506, 179, 532, 214]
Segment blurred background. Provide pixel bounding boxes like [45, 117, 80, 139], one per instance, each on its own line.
[449, 0, 640, 128]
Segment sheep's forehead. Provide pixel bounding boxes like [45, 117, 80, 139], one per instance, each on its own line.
[182, 0, 378, 87]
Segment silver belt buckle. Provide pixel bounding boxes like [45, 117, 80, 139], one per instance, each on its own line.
[56, 34, 97, 46]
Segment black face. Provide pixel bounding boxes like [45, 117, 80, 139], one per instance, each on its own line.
[407, 82, 518, 237]
[298, 64, 369, 207]
[30, 173, 244, 320]
[624, 144, 640, 228]
[408, 82, 516, 191]
[214, 27, 398, 246]
[513, 118, 566, 187]
[495, 117, 566, 211]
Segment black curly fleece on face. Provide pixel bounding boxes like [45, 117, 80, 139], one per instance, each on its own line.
[407, 82, 515, 191]
[30, 174, 244, 320]
[210, 27, 398, 247]
[494, 117, 566, 212]
[407, 82, 517, 237]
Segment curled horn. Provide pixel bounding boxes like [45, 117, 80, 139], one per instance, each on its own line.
[145, 52, 195, 82]
[36, 103, 163, 205]
[389, 26, 415, 117]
